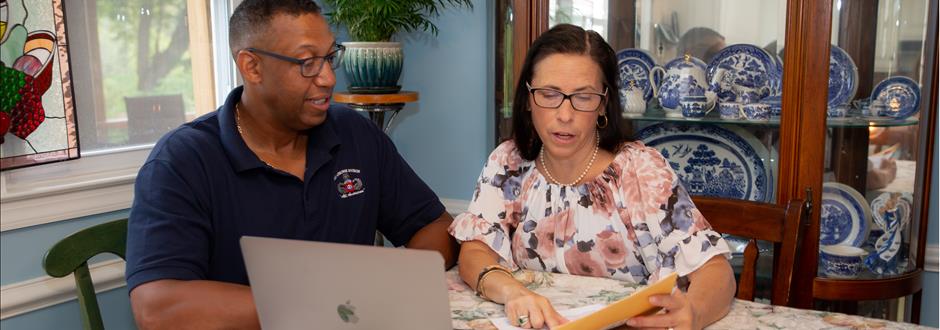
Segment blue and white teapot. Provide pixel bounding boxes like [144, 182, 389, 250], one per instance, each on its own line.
[655, 54, 718, 117]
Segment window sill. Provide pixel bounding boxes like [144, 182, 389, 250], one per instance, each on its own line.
[0, 146, 151, 232]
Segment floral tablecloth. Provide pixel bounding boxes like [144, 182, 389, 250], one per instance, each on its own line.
[446, 269, 931, 330]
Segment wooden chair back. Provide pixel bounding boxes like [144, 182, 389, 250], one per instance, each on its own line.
[692, 197, 806, 306]
[42, 219, 128, 330]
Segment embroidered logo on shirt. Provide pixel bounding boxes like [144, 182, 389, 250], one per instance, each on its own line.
[334, 168, 364, 198]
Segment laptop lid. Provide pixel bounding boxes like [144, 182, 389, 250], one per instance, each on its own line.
[240, 236, 452, 330]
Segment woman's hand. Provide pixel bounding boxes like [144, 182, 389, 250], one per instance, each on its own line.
[502, 286, 569, 329]
[625, 290, 699, 330]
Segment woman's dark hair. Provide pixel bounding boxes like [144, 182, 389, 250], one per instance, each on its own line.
[511, 24, 624, 161]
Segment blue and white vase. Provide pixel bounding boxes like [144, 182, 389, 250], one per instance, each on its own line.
[341, 42, 403, 94]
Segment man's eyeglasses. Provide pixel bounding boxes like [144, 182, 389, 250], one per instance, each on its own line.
[244, 44, 346, 77]
[526, 82, 607, 112]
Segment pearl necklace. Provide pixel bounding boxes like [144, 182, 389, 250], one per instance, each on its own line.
[234, 103, 274, 168]
[539, 134, 599, 186]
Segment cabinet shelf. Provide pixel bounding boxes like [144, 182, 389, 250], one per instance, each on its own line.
[625, 109, 919, 128]
[812, 269, 924, 301]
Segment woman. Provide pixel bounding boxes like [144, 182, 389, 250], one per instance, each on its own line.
[449, 24, 735, 330]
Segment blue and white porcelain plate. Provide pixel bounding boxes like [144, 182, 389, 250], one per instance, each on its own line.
[618, 57, 655, 103]
[616, 48, 657, 70]
[820, 182, 871, 247]
[635, 123, 772, 202]
[706, 44, 782, 102]
[871, 76, 920, 119]
[828, 45, 859, 108]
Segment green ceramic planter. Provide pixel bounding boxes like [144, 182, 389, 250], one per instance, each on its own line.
[341, 42, 403, 94]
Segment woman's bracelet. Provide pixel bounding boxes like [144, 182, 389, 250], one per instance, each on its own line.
[475, 264, 513, 300]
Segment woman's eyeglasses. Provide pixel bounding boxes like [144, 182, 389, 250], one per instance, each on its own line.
[526, 82, 607, 112]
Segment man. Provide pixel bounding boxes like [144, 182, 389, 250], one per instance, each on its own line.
[125, 1, 458, 328]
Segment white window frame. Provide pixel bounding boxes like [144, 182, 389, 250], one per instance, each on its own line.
[0, 0, 238, 232]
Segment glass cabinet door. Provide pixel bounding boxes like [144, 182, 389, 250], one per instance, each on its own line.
[812, 0, 935, 322]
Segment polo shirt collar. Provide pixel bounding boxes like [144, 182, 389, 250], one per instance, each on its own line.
[218, 86, 341, 174]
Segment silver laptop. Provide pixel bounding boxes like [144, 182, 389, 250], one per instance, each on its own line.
[240, 236, 452, 330]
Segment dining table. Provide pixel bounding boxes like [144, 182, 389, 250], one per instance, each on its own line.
[445, 268, 932, 330]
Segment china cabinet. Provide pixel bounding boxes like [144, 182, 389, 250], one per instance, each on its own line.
[495, 0, 937, 323]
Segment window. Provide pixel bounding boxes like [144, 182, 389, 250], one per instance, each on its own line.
[1, 0, 236, 230]
[69, 0, 217, 151]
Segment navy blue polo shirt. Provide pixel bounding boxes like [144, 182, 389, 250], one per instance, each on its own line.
[125, 86, 445, 292]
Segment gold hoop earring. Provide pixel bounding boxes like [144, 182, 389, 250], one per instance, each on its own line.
[597, 114, 608, 129]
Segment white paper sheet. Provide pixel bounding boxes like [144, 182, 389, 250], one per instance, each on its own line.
[489, 304, 606, 330]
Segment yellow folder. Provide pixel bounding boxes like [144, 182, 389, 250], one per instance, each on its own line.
[555, 272, 678, 330]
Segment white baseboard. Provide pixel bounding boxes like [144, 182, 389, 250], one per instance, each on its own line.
[0, 259, 127, 320]
[441, 198, 470, 215]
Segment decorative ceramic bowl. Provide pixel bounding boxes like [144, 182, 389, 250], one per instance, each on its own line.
[819, 245, 867, 279]
[680, 95, 709, 119]
[827, 104, 849, 118]
[719, 102, 743, 120]
[851, 98, 872, 117]
[762, 95, 782, 117]
[742, 103, 770, 120]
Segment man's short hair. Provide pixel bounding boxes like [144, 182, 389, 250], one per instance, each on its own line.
[229, 0, 323, 54]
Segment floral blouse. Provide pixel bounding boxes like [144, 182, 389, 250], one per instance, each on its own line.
[449, 140, 731, 284]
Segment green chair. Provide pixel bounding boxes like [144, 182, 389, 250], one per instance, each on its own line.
[42, 219, 128, 330]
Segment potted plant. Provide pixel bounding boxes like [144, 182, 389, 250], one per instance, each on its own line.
[324, 0, 473, 93]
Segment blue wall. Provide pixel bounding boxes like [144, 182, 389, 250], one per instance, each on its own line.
[332, 0, 494, 200]
[386, 0, 494, 200]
